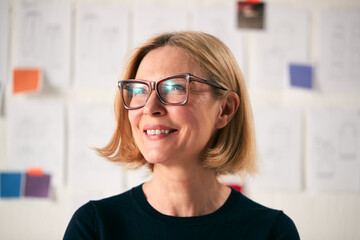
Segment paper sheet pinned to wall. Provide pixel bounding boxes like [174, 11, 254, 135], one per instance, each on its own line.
[249, 106, 303, 191]
[0, 0, 9, 110]
[16, 0, 71, 87]
[74, 3, 129, 88]
[319, 10, 360, 93]
[251, 6, 309, 90]
[7, 99, 65, 186]
[68, 103, 124, 190]
[307, 109, 360, 192]
[0, 0, 9, 106]
[133, 5, 188, 47]
[193, 5, 245, 75]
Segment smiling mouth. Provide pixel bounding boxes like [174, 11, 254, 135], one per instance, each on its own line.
[145, 129, 177, 135]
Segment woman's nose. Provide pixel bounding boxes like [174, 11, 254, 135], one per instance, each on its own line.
[143, 91, 166, 116]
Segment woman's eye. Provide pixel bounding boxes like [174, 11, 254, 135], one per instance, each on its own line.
[162, 80, 186, 93]
[168, 84, 185, 92]
[134, 87, 147, 95]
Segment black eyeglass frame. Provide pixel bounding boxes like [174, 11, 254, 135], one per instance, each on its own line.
[117, 73, 228, 110]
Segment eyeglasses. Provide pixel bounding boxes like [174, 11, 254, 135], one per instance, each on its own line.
[118, 73, 227, 110]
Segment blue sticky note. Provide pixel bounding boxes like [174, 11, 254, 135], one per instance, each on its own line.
[0, 172, 23, 198]
[289, 64, 313, 89]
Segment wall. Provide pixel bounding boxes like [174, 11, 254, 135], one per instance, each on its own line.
[0, 0, 360, 239]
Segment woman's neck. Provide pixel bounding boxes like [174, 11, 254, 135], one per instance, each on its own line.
[142, 164, 231, 217]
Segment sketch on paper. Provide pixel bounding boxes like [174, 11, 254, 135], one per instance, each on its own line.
[22, 10, 42, 61]
[68, 104, 123, 190]
[100, 27, 121, 73]
[319, 10, 360, 92]
[17, 1, 72, 87]
[43, 25, 63, 69]
[7, 100, 65, 185]
[251, 6, 309, 90]
[313, 137, 336, 178]
[250, 107, 303, 191]
[339, 122, 358, 160]
[79, 13, 98, 61]
[133, 5, 188, 47]
[0, 0, 10, 109]
[350, 21, 360, 79]
[307, 109, 360, 192]
[74, 3, 129, 88]
[259, 122, 291, 176]
[193, 5, 245, 74]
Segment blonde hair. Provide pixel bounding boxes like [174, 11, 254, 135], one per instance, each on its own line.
[96, 31, 257, 176]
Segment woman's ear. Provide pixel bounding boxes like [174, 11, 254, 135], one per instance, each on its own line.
[215, 92, 240, 129]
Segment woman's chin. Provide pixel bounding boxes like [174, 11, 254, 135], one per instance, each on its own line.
[143, 154, 170, 165]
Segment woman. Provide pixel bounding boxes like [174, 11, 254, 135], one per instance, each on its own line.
[64, 31, 300, 239]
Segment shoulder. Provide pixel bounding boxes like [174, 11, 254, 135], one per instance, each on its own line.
[269, 211, 300, 240]
[63, 186, 140, 239]
[81, 185, 142, 220]
[63, 201, 99, 239]
[229, 190, 300, 239]
[229, 189, 277, 214]
[91, 186, 135, 209]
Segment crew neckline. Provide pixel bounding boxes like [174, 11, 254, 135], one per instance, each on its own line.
[131, 184, 237, 225]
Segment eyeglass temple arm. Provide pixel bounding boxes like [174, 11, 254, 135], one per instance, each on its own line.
[190, 74, 228, 91]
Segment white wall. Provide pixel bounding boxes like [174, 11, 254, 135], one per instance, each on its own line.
[1, 0, 360, 239]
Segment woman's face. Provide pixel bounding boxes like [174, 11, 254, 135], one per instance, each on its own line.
[128, 46, 224, 168]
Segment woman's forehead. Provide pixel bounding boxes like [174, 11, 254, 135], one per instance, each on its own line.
[135, 46, 207, 81]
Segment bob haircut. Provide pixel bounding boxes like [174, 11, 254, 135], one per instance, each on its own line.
[96, 31, 257, 176]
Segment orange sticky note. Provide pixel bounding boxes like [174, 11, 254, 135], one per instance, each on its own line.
[13, 68, 41, 94]
[27, 167, 44, 176]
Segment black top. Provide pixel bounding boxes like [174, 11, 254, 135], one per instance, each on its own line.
[63, 184, 300, 239]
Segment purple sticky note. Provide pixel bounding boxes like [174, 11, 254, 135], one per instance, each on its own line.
[24, 173, 51, 198]
[289, 64, 313, 89]
[0, 172, 23, 198]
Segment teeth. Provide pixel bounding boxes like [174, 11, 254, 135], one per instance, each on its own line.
[146, 129, 171, 135]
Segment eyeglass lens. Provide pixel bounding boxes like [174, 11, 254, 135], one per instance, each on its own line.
[122, 77, 187, 108]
